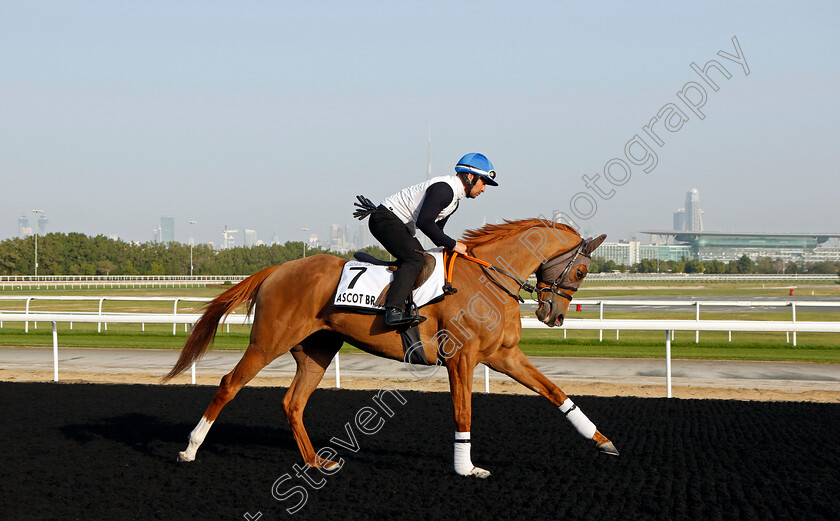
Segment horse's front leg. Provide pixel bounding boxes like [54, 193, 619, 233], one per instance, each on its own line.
[446, 354, 491, 478]
[484, 346, 619, 456]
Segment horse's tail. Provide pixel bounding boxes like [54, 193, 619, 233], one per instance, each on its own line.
[162, 265, 280, 382]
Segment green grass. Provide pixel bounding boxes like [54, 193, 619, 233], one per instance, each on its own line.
[2, 283, 838, 363]
[517, 329, 840, 362]
[1, 322, 838, 363]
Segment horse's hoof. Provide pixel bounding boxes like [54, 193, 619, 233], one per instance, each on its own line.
[467, 466, 491, 478]
[178, 451, 194, 462]
[315, 458, 342, 471]
[596, 441, 619, 456]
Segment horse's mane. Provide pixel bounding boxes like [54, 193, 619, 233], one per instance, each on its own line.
[461, 218, 580, 248]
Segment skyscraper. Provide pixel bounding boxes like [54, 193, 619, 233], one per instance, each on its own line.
[673, 208, 686, 231]
[18, 215, 31, 238]
[330, 224, 349, 252]
[244, 229, 257, 247]
[672, 189, 703, 231]
[37, 214, 48, 235]
[160, 216, 175, 243]
[685, 189, 703, 231]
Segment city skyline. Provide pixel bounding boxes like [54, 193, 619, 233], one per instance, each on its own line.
[8, 191, 840, 250]
[2, 2, 839, 246]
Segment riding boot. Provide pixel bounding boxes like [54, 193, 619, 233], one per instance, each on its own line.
[385, 306, 427, 327]
[385, 307, 416, 326]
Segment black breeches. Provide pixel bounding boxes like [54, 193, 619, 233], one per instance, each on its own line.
[368, 206, 424, 309]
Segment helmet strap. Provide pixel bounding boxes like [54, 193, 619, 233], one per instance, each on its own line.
[458, 172, 478, 198]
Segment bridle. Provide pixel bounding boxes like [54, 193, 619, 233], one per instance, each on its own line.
[533, 239, 588, 304]
[461, 239, 588, 305]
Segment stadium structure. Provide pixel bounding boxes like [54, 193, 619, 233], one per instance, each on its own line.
[583, 189, 840, 265]
[639, 231, 840, 263]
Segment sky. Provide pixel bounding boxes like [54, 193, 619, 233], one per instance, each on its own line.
[2, 1, 838, 248]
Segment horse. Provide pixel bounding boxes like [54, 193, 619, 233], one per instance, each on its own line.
[164, 218, 616, 477]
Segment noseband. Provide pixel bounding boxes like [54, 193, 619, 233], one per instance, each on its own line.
[533, 239, 587, 303]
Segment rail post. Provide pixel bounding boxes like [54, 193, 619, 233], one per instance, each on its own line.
[665, 330, 672, 398]
[599, 301, 604, 342]
[173, 298, 180, 336]
[695, 301, 700, 343]
[25, 297, 33, 333]
[52, 321, 59, 382]
[97, 298, 106, 332]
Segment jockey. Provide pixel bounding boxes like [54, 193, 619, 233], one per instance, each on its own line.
[354, 153, 498, 326]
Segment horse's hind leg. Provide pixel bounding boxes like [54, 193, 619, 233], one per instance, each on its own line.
[178, 343, 280, 462]
[282, 331, 343, 469]
[484, 347, 619, 456]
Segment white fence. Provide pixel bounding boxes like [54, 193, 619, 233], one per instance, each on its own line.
[0, 275, 246, 290]
[5, 296, 837, 344]
[586, 273, 839, 281]
[3, 272, 837, 290]
[0, 295, 213, 334]
[568, 298, 840, 345]
[1, 308, 839, 398]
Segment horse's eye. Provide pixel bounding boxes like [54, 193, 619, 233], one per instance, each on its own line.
[576, 269, 585, 280]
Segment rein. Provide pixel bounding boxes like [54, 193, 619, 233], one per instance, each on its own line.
[446, 239, 586, 304]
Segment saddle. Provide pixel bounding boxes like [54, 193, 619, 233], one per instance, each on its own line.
[333, 249, 447, 312]
[353, 251, 437, 307]
[335, 249, 455, 367]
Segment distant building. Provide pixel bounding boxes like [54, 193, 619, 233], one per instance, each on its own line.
[244, 229, 257, 247]
[308, 233, 320, 249]
[685, 188, 703, 231]
[596, 241, 639, 266]
[639, 244, 693, 263]
[220, 227, 238, 249]
[354, 223, 370, 250]
[641, 231, 840, 262]
[672, 189, 703, 232]
[18, 215, 31, 238]
[330, 224, 351, 253]
[160, 216, 175, 243]
[595, 241, 694, 266]
[597, 186, 840, 264]
[673, 208, 686, 231]
[37, 214, 48, 235]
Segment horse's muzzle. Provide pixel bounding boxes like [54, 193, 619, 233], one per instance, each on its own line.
[536, 301, 564, 327]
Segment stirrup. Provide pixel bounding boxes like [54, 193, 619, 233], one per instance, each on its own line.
[385, 306, 426, 327]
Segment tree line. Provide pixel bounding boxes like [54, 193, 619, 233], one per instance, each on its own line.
[0, 233, 391, 276]
[1, 232, 838, 277]
[590, 255, 840, 275]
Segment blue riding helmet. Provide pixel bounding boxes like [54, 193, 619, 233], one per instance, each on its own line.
[455, 153, 498, 186]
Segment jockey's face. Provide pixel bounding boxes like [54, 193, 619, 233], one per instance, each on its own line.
[467, 175, 487, 198]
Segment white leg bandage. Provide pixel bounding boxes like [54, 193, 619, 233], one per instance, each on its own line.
[453, 431, 474, 475]
[180, 416, 214, 461]
[560, 398, 597, 439]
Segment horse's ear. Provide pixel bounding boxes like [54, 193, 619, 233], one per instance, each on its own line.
[584, 234, 607, 255]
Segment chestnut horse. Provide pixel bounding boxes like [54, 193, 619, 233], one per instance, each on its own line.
[165, 218, 616, 477]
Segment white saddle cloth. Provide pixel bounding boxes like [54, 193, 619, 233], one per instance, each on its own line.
[333, 249, 446, 312]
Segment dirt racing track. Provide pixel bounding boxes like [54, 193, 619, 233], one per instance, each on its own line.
[1, 382, 838, 520]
